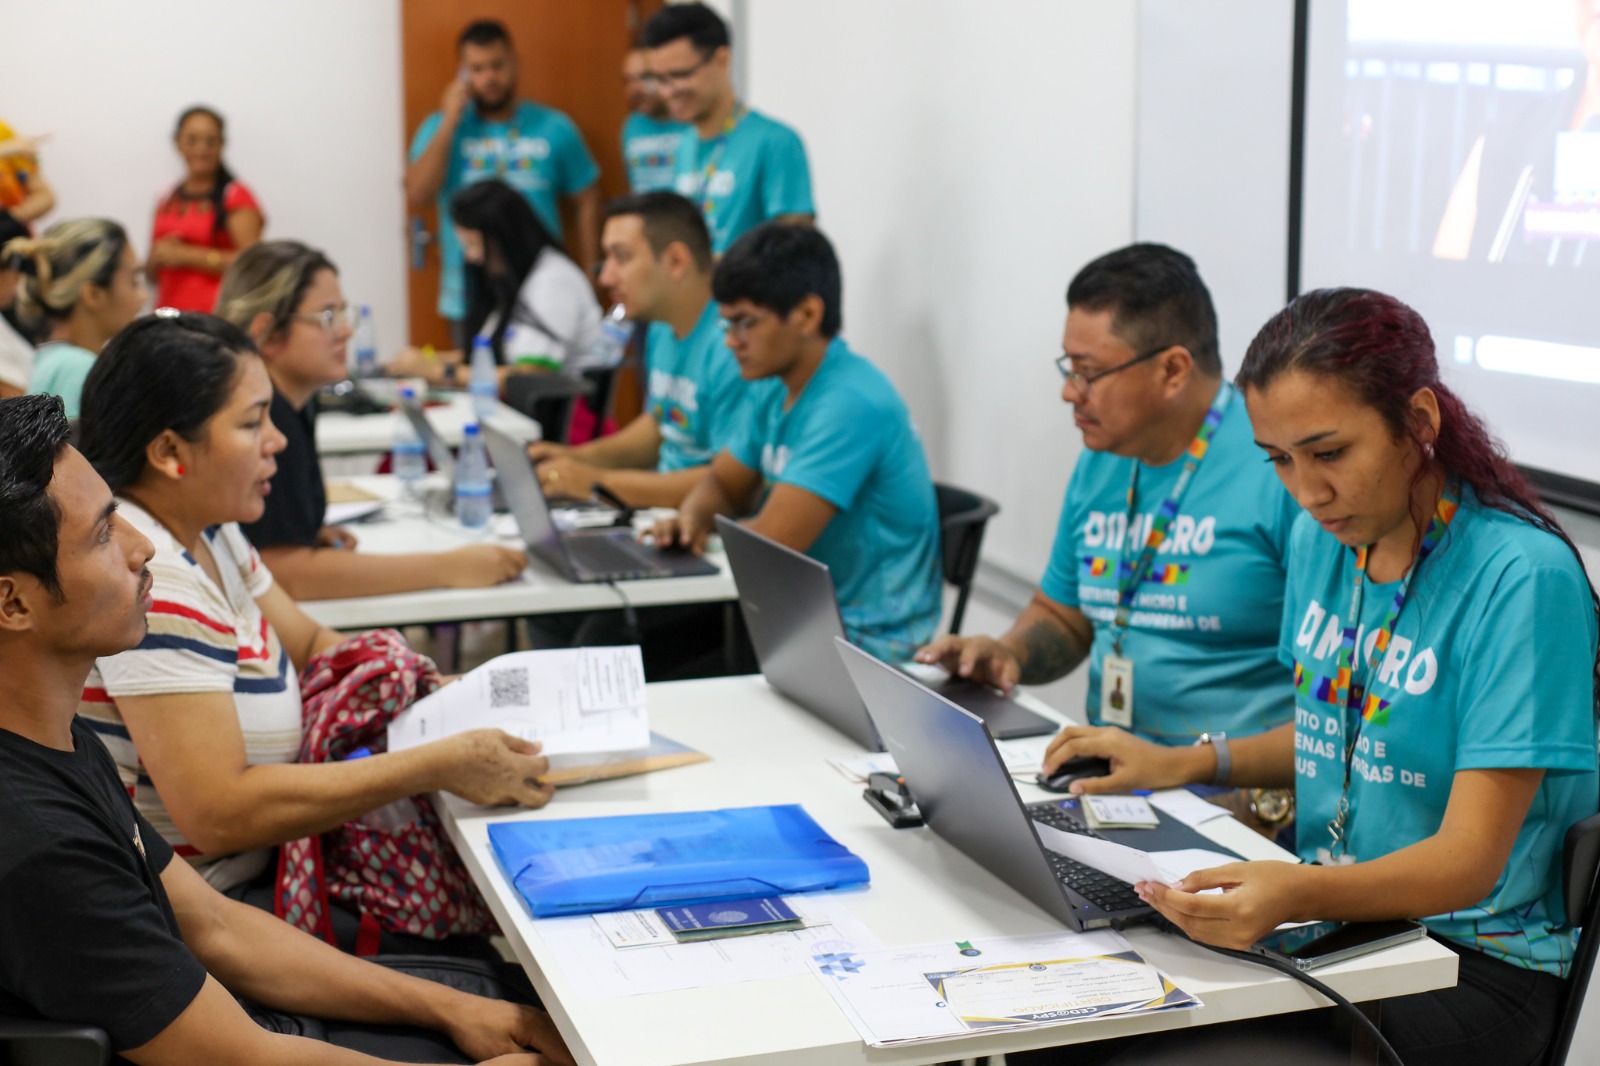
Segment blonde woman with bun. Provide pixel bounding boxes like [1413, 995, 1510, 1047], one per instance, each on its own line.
[5, 218, 145, 416]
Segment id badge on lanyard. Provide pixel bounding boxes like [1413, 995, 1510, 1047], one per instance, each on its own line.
[1101, 654, 1135, 728]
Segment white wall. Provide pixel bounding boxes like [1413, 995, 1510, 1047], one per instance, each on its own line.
[739, 0, 1139, 577]
[0, 0, 408, 351]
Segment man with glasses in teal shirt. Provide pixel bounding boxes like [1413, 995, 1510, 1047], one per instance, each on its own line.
[640, 4, 814, 253]
[651, 223, 942, 663]
[919, 244, 1299, 764]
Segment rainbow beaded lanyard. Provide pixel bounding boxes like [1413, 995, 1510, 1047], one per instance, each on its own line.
[1107, 382, 1233, 657]
[692, 104, 746, 217]
[1322, 484, 1461, 860]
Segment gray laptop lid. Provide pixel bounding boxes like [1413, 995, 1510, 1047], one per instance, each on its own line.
[715, 516, 882, 750]
[398, 395, 457, 478]
[481, 421, 572, 575]
[833, 639, 1080, 927]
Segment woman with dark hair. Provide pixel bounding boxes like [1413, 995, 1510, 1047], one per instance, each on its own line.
[390, 179, 601, 384]
[74, 312, 553, 916]
[147, 106, 264, 312]
[1037, 288, 1599, 1064]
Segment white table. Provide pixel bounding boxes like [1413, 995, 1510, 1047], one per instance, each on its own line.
[300, 477, 738, 631]
[437, 676, 1458, 1066]
[316, 391, 543, 456]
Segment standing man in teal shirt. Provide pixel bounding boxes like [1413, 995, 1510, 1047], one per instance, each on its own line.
[621, 46, 688, 193]
[919, 245, 1299, 751]
[405, 19, 601, 335]
[529, 192, 748, 508]
[652, 223, 942, 663]
[640, 4, 814, 253]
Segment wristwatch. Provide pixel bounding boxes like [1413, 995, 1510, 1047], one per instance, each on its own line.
[1194, 731, 1230, 786]
[1248, 788, 1296, 829]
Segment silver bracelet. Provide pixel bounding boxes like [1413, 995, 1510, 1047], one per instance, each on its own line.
[1195, 731, 1231, 786]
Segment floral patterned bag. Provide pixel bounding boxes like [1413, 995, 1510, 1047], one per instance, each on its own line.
[275, 629, 496, 954]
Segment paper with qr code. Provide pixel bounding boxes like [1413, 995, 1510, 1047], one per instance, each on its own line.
[386, 647, 649, 755]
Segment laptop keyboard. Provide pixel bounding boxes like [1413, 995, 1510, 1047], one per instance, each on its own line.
[569, 533, 664, 579]
[1027, 801, 1146, 913]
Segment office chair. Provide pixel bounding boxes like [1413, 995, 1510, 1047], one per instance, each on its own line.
[1547, 810, 1600, 1065]
[503, 373, 595, 445]
[933, 483, 1000, 635]
[0, 1019, 109, 1066]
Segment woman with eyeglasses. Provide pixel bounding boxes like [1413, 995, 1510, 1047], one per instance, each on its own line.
[147, 106, 264, 313]
[215, 240, 525, 600]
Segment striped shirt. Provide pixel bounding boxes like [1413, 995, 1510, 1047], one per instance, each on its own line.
[79, 501, 302, 891]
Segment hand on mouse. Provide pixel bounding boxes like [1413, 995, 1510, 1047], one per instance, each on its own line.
[1041, 725, 1202, 795]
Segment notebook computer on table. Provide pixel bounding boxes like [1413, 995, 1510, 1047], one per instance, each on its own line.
[716, 516, 1056, 749]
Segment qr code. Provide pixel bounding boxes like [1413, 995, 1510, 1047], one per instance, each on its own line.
[488, 667, 530, 709]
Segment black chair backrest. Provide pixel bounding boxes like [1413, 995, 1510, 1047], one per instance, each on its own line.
[580, 366, 620, 428]
[0, 1019, 110, 1066]
[933, 483, 1000, 635]
[502, 374, 595, 444]
[1548, 810, 1600, 1065]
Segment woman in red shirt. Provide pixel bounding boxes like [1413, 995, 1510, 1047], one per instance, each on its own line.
[147, 106, 263, 312]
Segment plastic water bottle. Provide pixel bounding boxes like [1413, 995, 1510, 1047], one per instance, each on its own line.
[455, 422, 493, 529]
[468, 336, 498, 421]
[586, 303, 632, 370]
[351, 305, 378, 378]
[392, 386, 427, 490]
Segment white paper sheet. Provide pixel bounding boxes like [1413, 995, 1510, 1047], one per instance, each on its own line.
[827, 737, 1054, 784]
[1147, 788, 1233, 828]
[1033, 823, 1237, 886]
[387, 647, 649, 755]
[534, 893, 880, 999]
[806, 929, 1198, 1048]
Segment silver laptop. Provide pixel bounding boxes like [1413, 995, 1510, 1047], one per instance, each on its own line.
[716, 516, 1057, 749]
[834, 639, 1240, 931]
[397, 394, 508, 512]
[482, 422, 718, 583]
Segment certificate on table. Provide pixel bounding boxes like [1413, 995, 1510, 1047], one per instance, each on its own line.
[807, 930, 1197, 1048]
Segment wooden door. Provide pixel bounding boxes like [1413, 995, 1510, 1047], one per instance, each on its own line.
[401, 0, 662, 418]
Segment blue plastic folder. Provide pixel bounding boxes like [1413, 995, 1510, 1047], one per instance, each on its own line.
[487, 804, 870, 917]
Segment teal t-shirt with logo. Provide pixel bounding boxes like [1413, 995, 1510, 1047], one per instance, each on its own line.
[1040, 383, 1299, 745]
[410, 100, 599, 320]
[723, 338, 941, 661]
[645, 300, 747, 472]
[1281, 491, 1598, 977]
[28, 342, 97, 419]
[672, 108, 813, 253]
[622, 112, 688, 192]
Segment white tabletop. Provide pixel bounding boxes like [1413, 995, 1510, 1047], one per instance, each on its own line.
[299, 477, 738, 630]
[316, 390, 543, 456]
[437, 676, 1458, 1066]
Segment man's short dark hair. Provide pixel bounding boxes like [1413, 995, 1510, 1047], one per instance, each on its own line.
[713, 223, 842, 338]
[458, 18, 512, 51]
[0, 394, 72, 601]
[639, 3, 730, 54]
[1065, 243, 1221, 376]
[605, 191, 713, 273]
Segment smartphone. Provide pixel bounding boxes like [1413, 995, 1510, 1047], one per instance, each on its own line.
[1250, 918, 1427, 971]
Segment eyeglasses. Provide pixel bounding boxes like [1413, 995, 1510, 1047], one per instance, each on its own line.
[641, 54, 710, 89]
[292, 305, 354, 334]
[719, 310, 768, 340]
[1056, 343, 1174, 390]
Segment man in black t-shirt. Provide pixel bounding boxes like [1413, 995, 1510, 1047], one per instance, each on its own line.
[0, 395, 570, 1066]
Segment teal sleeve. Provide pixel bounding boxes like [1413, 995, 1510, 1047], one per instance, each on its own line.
[1038, 460, 1088, 609]
[409, 112, 443, 163]
[1454, 561, 1600, 773]
[553, 114, 600, 195]
[761, 125, 814, 218]
[723, 397, 764, 472]
[698, 348, 749, 453]
[771, 391, 879, 511]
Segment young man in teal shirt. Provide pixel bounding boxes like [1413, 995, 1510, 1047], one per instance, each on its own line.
[640, 4, 814, 253]
[529, 192, 748, 508]
[621, 47, 687, 193]
[653, 223, 942, 663]
[919, 244, 1299, 749]
[405, 19, 601, 332]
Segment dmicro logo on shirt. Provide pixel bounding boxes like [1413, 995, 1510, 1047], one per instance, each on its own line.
[762, 443, 791, 479]
[706, 170, 737, 197]
[1082, 511, 1218, 556]
[462, 135, 552, 163]
[1294, 598, 1439, 696]
[649, 370, 699, 412]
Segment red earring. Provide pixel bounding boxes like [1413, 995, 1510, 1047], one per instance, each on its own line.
[175, 465, 186, 477]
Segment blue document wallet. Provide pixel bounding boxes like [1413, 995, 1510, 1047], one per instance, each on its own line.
[487, 804, 870, 917]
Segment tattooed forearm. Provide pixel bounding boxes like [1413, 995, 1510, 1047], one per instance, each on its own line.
[1016, 617, 1086, 685]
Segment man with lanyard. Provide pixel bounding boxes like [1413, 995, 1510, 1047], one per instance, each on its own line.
[917, 244, 1300, 826]
[527, 191, 749, 508]
[621, 45, 688, 193]
[640, 3, 814, 253]
[406, 18, 601, 343]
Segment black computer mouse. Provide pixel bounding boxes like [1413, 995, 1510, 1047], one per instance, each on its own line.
[1036, 755, 1113, 793]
